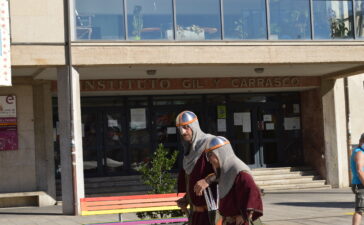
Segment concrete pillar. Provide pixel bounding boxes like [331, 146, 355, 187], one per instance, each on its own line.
[57, 67, 85, 215]
[33, 81, 56, 200]
[321, 78, 349, 188]
[348, 74, 364, 145]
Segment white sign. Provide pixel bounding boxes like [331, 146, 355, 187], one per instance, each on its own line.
[284, 117, 301, 130]
[293, 104, 300, 113]
[130, 108, 146, 129]
[167, 127, 176, 134]
[217, 119, 226, 132]
[242, 112, 251, 133]
[0, 0, 11, 86]
[266, 123, 275, 130]
[263, 114, 272, 122]
[234, 113, 243, 126]
[108, 119, 119, 128]
[0, 95, 16, 117]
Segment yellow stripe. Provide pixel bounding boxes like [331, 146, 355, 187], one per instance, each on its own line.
[81, 206, 181, 216]
[345, 212, 354, 215]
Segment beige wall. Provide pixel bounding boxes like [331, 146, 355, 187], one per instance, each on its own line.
[0, 85, 37, 193]
[10, 0, 64, 43]
[33, 81, 56, 198]
[321, 79, 349, 188]
[301, 89, 326, 179]
[348, 74, 364, 146]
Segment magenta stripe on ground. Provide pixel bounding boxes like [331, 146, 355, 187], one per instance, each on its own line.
[88, 217, 188, 225]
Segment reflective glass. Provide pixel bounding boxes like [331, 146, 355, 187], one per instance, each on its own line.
[104, 113, 125, 173]
[269, 0, 311, 40]
[154, 111, 178, 144]
[126, 0, 173, 40]
[313, 0, 354, 39]
[75, 0, 125, 40]
[235, 142, 255, 164]
[263, 142, 278, 164]
[175, 0, 221, 40]
[223, 0, 267, 39]
[82, 112, 99, 174]
[355, 0, 364, 38]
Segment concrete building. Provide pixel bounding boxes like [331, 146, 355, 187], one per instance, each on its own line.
[1, 0, 364, 215]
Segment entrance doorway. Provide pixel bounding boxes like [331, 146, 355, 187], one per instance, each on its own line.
[53, 93, 303, 177]
[82, 109, 128, 177]
[229, 102, 281, 168]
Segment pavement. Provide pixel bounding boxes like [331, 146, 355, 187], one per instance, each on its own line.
[0, 188, 357, 225]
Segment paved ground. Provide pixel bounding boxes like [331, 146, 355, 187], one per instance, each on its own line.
[0, 188, 357, 225]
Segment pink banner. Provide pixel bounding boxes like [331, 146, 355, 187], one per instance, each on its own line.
[0, 96, 17, 151]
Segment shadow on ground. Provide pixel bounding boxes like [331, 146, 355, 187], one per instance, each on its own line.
[0, 212, 63, 215]
[274, 201, 353, 208]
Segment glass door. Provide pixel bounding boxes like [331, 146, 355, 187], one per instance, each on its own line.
[256, 104, 281, 166]
[82, 110, 102, 176]
[103, 111, 127, 175]
[229, 104, 258, 168]
[82, 109, 127, 177]
[228, 102, 282, 168]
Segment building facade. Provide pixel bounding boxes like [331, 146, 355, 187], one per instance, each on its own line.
[2, 0, 364, 214]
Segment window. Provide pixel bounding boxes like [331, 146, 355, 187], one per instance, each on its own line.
[355, 0, 364, 38]
[126, 0, 173, 40]
[175, 0, 221, 40]
[313, 0, 354, 39]
[75, 0, 125, 40]
[223, 0, 267, 39]
[269, 0, 311, 40]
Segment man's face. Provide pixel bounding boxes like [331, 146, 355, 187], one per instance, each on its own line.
[180, 125, 193, 143]
[207, 152, 221, 178]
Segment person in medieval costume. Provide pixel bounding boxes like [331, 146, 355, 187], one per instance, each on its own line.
[175, 111, 218, 225]
[205, 136, 263, 225]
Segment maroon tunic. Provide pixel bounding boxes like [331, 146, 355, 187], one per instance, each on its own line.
[177, 152, 216, 225]
[219, 172, 263, 225]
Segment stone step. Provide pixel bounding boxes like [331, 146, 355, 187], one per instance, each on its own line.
[256, 177, 324, 186]
[56, 166, 330, 198]
[254, 173, 319, 181]
[261, 182, 331, 191]
[251, 167, 313, 176]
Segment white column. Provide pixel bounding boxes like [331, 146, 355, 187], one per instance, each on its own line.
[321, 78, 349, 188]
[57, 66, 85, 215]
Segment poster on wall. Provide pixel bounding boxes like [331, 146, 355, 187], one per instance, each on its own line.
[242, 112, 251, 133]
[130, 108, 146, 129]
[0, 0, 12, 86]
[0, 95, 18, 151]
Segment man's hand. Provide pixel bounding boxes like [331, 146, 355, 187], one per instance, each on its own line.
[176, 197, 188, 211]
[194, 179, 209, 196]
[248, 210, 253, 220]
[235, 215, 245, 225]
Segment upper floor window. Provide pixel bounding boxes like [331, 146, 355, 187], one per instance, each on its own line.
[269, 0, 311, 40]
[223, 0, 267, 39]
[355, 0, 364, 38]
[75, 0, 125, 40]
[175, 0, 221, 40]
[73, 0, 362, 41]
[126, 0, 173, 40]
[313, 0, 354, 39]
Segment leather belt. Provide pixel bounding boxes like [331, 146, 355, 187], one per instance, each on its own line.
[192, 205, 208, 212]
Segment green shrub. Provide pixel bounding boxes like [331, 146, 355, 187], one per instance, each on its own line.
[137, 143, 183, 219]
